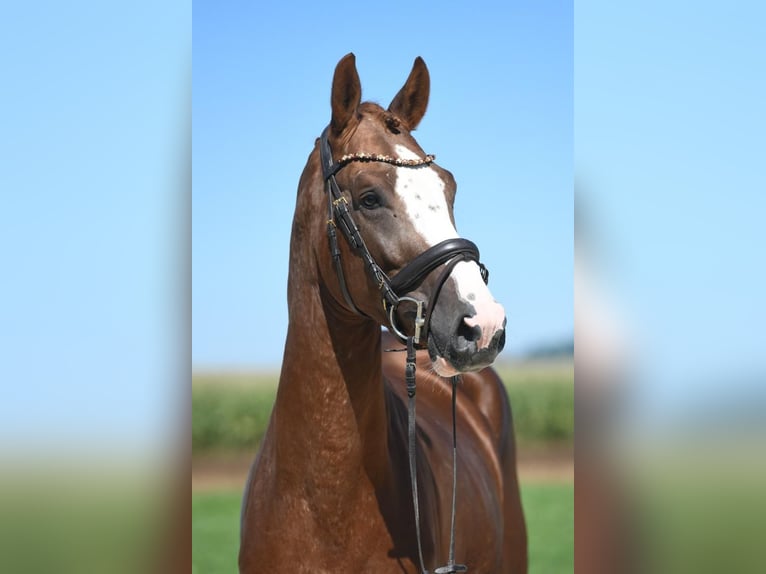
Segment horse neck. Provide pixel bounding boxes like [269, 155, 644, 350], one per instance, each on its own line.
[273, 200, 390, 493]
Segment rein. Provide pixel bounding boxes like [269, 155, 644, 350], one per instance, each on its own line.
[319, 126, 487, 573]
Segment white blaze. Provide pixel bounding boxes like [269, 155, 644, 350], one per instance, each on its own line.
[393, 144, 454, 245]
[393, 145, 505, 351]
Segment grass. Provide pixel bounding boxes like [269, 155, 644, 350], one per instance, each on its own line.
[193, 491, 242, 574]
[192, 381, 276, 453]
[523, 483, 574, 573]
[497, 360, 574, 447]
[192, 483, 573, 573]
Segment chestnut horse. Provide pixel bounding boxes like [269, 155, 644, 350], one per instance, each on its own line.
[239, 54, 527, 573]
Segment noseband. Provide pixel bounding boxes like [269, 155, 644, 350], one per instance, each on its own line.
[319, 126, 489, 345]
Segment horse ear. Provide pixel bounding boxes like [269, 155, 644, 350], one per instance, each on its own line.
[388, 57, 430, 130]
[331, 53, 362, 136]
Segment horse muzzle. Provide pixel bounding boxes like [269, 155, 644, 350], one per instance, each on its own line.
[427, 296, 507, 376]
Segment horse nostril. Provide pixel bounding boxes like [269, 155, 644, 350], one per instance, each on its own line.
[495, 328, 506, 353]
[455, 317, 481, 351]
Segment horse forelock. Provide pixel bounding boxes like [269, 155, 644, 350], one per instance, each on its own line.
[336, 102, 409, 146]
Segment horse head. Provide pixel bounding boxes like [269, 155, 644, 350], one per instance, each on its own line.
[317, 53, 506, 377]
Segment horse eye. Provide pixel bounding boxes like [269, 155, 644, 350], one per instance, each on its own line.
[359, 191, 382, 210]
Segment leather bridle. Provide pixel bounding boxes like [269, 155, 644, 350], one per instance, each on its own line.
[319, 125, 486, 574]
[320, 126, 489, 346]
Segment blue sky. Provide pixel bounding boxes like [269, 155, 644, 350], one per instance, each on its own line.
[0, 1, 189, 450]
[193, 1, 574, 368]
[577, 1, 766, 426]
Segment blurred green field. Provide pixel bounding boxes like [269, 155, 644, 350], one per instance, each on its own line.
[193, 483, 573, 574]
[192, 359, 573, 454]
